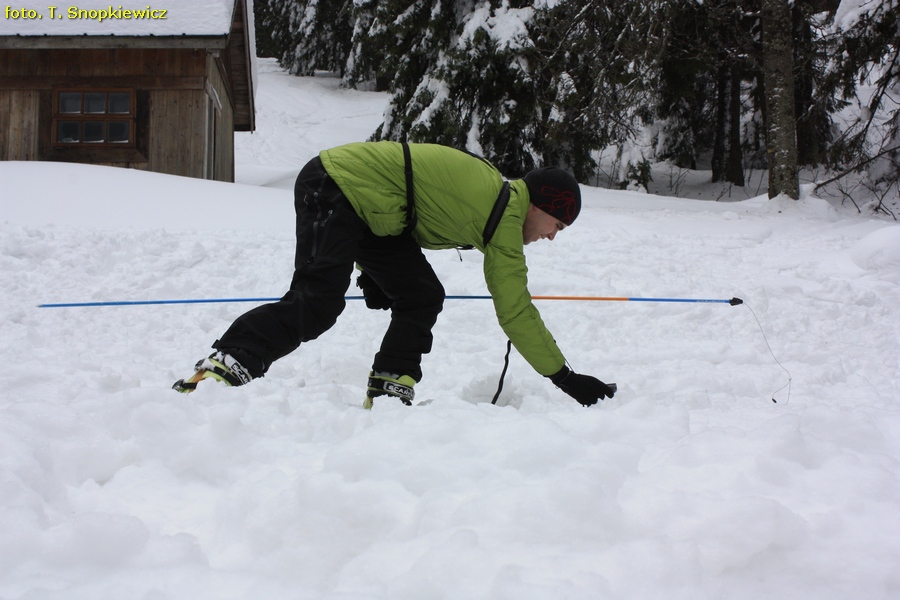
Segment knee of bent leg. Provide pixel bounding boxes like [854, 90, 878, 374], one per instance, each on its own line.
[392, 275, 444, 315]
[417, 276, 445, 314]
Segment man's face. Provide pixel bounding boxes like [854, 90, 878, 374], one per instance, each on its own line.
[523, 204, 567, 245]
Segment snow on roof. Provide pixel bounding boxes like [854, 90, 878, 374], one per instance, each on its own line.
[0, 0, 235, 37]
[1, 0, 258, 129]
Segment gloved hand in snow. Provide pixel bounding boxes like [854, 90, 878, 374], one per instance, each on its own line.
[549, 366, 616, 406]
[356, 270, 392, 310]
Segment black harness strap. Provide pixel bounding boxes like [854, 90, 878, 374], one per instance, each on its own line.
[482, 181, 510, 247]
[401, 142, 417, 234]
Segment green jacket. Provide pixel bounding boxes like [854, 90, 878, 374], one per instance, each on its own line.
[320, 141, 566, 376]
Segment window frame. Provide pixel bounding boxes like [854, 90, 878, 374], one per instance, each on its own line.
[51, 87, 137, 148]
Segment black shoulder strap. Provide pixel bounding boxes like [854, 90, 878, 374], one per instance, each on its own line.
[401, 142, 417, 234]
[482, 181, 510, 247]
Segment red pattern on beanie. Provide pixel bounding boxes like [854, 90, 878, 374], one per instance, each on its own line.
[536, 185, 578, 224]
[523, 167, 581, 225]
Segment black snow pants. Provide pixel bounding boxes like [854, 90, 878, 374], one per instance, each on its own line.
[213, 157, 445, 381]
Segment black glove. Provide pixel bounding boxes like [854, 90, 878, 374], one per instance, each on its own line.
[549, 366, 616, 406]
[356, 270, 393, 310]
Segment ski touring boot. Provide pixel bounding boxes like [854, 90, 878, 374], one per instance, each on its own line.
[173, 351, 253, 393]
[364, 371, 416, 409]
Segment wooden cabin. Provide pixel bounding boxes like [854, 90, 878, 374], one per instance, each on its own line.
[0, 0, 255, 182]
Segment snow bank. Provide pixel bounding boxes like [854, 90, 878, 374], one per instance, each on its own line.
[2, 161, 292, 232]
[850, 226, 900, 277]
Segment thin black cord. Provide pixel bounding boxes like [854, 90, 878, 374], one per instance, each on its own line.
[491, 340, 513, 405]
[743, 302, 792, 404]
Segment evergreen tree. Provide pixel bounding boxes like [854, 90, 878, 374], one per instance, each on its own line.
[710, 0, 754, 187]
[375, 1, 544, 175]
[274, 0, 354, 76]
[656, 0, 764, 187]
[345, 1, 461, 97]
[655, 0, 712, 172]
[792, 0, 839, 167]
[360, 0, 663, 180]
[254, 0, 291, 58]
[822, 0, 899, 214]
[532, 0, 662, 181]
[647, 0, 756, 186]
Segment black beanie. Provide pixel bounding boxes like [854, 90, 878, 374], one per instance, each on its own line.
[523, 167, 581, 225]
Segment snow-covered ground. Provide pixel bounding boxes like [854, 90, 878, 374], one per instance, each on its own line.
[1, 58, 898, 599]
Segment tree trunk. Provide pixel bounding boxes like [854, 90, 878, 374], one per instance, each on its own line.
[725, 67, 745, 186]
[761, 0, 800, 199]
[711, 61, 728, 183]
[793, 2, 826, 167]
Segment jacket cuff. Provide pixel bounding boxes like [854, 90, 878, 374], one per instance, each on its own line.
[548, 366, 571, 386]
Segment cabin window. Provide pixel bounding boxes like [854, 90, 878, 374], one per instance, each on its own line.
[53, 89, 135, 147]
